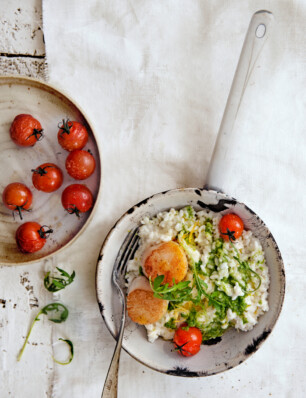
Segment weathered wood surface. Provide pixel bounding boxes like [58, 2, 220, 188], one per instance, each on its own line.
[0, 0, 46, 79]
[0, 2, 50, 397]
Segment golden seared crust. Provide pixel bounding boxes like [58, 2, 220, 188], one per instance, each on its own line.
[127, 289, 168, 325]
[143, 241, 188, 286]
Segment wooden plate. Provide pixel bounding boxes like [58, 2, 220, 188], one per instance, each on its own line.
[0, 76, 102, 265]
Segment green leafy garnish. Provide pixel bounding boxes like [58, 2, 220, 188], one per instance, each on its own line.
[185, 307, 198, 327]
[202, 320, 227, 340]
[139, 266, 144, 276]
[204, 218, 213, 235]
[53, 338, 74, 365]
[228, 240, 261, 293]
[195, 259, 205, 275]
[150, 275, 192, 303]
[164, 318, 176, 329]
[206, 238, 225, 276]
[209, 290, 247, 318]
[17, 303, 69, 361]
[178, 232, 243, 315]
[44, 267, 75, 292]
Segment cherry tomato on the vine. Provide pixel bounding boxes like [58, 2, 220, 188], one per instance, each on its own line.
[57, 119, 88, 152]
[10, 114, 44, 147]
[32, 163, 63, 193]
[219, 213, 244, 241]
[15, 222, 53, 253]
[61, 184, 93, 217]
[65, 149, 96, 180]
[173, 323, 202, 357]
[2, 182, 32, 220]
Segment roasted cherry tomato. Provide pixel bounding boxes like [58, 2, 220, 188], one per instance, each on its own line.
[57, 119, 88, 151]
[65, 149, 96, 180]
[2, 182, 32, 220]
[173, 323, 202, 357]
[32, 163, 63, 193]
[15, 222, 53, 253]
[219, 213, 244, 241]
[10, 114, 44, 147]
[61, 184, 93, 217]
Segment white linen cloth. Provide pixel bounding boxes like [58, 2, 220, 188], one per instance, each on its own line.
[8, 1, 305, 397]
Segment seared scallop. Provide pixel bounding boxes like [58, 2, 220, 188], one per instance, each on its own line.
[127, 276, 168, 325]
[142, 241, 188, 286]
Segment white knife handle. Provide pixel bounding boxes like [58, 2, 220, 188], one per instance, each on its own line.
[205, 10, 274, 192]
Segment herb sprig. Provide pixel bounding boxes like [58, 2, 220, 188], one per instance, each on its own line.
[53, 338, 74, 365]
[44, 267, 76, 292]
[18, 303, 69, 361]
[223, 228, 261, 293]
[150, 275, 192, 303]
[177, 233, 225, 309]
[222, 228, 262, 292]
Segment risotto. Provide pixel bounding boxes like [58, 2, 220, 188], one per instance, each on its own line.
[126, 206, 269, 343]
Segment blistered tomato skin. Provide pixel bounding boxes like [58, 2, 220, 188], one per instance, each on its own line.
[61, 184, 93, 217]
[57, 119, 88, 151]
[65, 149, 96, 180]
[173, 323, 202, 357]
[10, 114, 43, 147]
[2, 183, 32, 219]
[32, 163, 63, 193]
[15, 222, 52, 253]
[219, 213, 244, 241]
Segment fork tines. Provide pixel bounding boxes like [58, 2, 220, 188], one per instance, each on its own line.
[114, 228, 140, 276]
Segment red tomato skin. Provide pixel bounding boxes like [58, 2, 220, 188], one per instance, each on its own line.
[57, 120, 88, 152]
[173, 324, 202, 357]
[15, 222, 46, 253]
[61, 184, 93, 214]
[32, 163, 63, 193]
[3, 183, 32, 211]
[65, 150, 96, 180]
[10, 114, 43, 147]
[219, 213, 244, 241]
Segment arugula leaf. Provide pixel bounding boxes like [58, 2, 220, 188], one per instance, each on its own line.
[44, 267, 75, 292]
[53, 338, 74, 365]
[195, 259, 205, 275]
[17, 303, 69, 361]
[150, 276, 192, 303]
[40, 303, 69, 323]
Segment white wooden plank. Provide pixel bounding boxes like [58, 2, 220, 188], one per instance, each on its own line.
[0, 0, 45, 56]
[0, 55, 46, 79]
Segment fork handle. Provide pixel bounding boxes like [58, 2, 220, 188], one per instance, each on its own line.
[102, 315, 125, 398]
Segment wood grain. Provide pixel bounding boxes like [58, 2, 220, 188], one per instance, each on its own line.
[0, 0, 45, 79]
[0, 56, 46, 79]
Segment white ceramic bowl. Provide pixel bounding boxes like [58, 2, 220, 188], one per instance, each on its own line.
[96, 188, 285, 376]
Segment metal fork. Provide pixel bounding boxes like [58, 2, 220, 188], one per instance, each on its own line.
[102, 228, 140, 398]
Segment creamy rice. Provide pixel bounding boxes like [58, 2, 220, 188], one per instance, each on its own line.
[126, 206, 269, 343]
